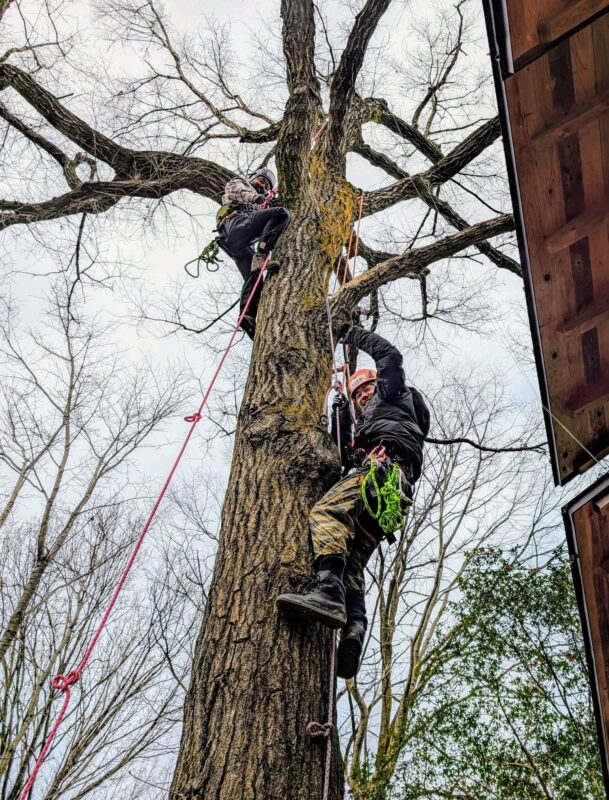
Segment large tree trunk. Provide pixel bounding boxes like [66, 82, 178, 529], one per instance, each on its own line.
[170, 178, 357, 799]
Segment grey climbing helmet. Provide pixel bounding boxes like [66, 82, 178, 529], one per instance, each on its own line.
[249, 167, 276, 191]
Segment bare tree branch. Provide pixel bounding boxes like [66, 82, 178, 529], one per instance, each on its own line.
[411, 0, 465, 133]
[277, 0, 322, 200]
[362, 95, 444, 163]
[427, 437, 547, 454]
[326, 0, 392, 163]
[0, 99, 68, 169]
[0, 100, 97, 190]
[0, 186, 120, 229]
[354, 140, 520, 276]
[0, 63, 132, 170]
[0, 161, 232, 230]
[142, 299, 240, 337]
[0, 63, 232, 226]
[239, 123, 282, 144]
[143, 0, 282, 145]
[362, 117, 501, 215]
[332, 213, 514, 314]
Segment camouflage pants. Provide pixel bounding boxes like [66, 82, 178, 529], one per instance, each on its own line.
[309, 472, 384, 593]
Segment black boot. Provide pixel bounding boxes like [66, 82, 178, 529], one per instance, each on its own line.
[240, 314, 256, 340]
[337, 589, 367, 679]
[276, 555, 347, 629]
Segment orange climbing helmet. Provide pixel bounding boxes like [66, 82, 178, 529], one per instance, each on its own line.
[349, 368, 377, 397]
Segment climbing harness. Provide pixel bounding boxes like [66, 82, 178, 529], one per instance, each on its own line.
[18, 256, 272, 800]
[184, 239, 223, 278]
[185, 186, 279, 279]
[360, 446, 411, 537]
[307, 633, 337, 800]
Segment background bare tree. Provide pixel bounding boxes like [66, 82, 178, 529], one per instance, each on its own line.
[0, 280, 213, 799]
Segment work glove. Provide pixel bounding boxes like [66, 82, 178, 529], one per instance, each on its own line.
[332, 392, 348, 409]
[337, 322, 354, 342]
[255, 193, 267, 205]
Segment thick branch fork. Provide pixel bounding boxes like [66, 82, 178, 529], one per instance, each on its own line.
[326, 0, 392, 162]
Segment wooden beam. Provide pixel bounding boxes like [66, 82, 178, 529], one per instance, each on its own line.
[577, 441, 609, 474]
[545, 198, 609, 253]
[564, 375, 609, 416]
[538, 0, 609, 46]
[594, 493, 609, 514]
[557, 296, 609, 338]
[532, 88, 609, 151]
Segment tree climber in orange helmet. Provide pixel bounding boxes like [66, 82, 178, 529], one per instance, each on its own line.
[277, 326, 429, 679]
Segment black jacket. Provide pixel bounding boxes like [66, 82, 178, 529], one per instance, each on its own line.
[331, 327, 426, 481]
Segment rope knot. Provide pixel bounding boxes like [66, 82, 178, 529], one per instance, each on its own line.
[52, 670, 81, 692]
[306, 720, 333, 739]
[184, 412, 202, 423]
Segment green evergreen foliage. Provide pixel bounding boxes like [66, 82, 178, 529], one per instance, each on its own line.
[355, 549, 604, 800]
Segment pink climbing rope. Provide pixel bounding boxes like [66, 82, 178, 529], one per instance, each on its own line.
[351, 194, 364, 280]
[311, 122, 327, 144]
[340, 228, 356, 286]
[260, 187, 278, 209]
[307, 635, 337, 800]
[19, 258, 271, 800]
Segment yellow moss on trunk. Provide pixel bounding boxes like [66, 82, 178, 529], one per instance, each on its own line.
[310, 154, 359, 261]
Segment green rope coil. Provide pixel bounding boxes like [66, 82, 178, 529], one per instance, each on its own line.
[199, 239, 221, 268]
[184, 239, 223, 278]
[360, 462, 404, 536]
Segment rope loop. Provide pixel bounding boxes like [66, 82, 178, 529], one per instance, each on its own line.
[51, 670, 81, 692]
[183, 257, 202, 279]
[184, 239, 223, 278]
[184, 412, 202, 423]
[306, 720, 333, 739]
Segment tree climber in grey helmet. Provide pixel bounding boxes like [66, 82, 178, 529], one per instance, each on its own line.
[215, 167, 291, 340]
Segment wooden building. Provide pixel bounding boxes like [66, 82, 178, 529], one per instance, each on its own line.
[483, 2, 609, 794]
[483, 0, 609, 486]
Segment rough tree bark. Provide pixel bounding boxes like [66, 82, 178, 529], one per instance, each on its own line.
[169, 1, 350, 794]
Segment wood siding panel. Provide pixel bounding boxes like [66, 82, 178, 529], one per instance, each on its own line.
[507, 0, 609, 64]
[505, 15, 609, 481]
